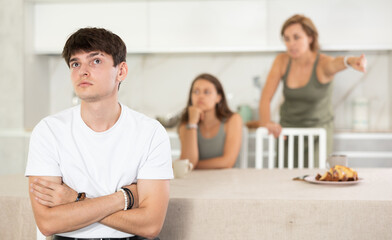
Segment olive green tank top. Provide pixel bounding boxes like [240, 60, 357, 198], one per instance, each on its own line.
[197, 122, 225, 160]
[280, 54, 334, 127]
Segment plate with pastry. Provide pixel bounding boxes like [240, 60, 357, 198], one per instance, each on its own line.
[304, 165, 363, 185]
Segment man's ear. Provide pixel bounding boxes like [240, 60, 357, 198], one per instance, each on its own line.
[117, 62, 128, 82]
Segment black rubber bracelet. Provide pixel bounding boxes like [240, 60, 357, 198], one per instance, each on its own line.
[128, 189, 134, 209]
[125, 188, 134, 209]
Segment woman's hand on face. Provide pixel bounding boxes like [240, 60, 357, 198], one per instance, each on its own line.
[188, 106, 204, 124]
[264, 122, 282, 138]
[30, 179, 78, 207]
[350, 54, 367, 73]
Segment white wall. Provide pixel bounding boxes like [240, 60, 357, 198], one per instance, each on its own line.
[0, 0, 24, 129]
[0, 0, 27, 175]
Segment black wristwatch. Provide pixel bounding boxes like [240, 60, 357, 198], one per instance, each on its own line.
[75, 192, 86, 202]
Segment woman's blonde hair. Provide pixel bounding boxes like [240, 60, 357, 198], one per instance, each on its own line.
[281, 14, 320, 52]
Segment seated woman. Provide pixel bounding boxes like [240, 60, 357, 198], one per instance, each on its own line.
[178, 73, 243, 169]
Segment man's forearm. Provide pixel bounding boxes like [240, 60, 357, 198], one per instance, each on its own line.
[34, 192, 123, 236]
[99, 180, 170, 239]
[31, 177, 169, 238]
[100, 207, 157, 238]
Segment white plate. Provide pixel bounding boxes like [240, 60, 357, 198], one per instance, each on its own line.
[304, 175, 364, 185]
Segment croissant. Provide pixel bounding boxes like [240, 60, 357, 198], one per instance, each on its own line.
[315, 165, 358, 181]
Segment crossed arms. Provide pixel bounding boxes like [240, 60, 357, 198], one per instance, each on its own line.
[29, 176, 169, 238]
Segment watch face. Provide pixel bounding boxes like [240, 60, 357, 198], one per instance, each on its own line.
[80, 192, 86, 201]
[76, 192, 86, 201]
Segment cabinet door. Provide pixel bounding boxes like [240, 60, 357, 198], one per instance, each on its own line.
[149, 0, 268, 50]
[267, 0, 392, 49]
[34, 2, 148, 54]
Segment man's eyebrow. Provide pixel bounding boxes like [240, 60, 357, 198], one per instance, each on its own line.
[87, 52, 104, 58]
[69, 52, 104, 64]
[69, 57, 78, 63]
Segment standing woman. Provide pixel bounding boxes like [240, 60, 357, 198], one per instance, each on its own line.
[179, 73, 243, 169]
[257, 14, 366, 166]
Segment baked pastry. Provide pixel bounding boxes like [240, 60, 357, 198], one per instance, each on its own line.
[315, 165, 358, 181]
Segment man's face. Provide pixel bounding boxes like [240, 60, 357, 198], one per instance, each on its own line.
[69, 50, 122, 103]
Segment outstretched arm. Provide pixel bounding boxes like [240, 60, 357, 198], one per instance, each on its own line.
[322, 54, 367, 77]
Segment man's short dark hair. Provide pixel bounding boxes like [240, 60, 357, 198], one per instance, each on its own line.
[62, 27, 127, 68]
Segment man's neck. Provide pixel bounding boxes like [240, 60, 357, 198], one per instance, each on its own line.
[80, 99, 121, 132]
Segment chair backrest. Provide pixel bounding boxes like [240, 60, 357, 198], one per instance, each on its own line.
[237, 126, 249, 168]
[255, 127, 326, 169]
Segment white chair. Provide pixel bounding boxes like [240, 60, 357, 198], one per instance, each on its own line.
[255, 127, 327, 169]
[238, 126, 249, 168]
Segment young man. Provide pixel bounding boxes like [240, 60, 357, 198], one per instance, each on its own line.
[25, 28, 173, 239]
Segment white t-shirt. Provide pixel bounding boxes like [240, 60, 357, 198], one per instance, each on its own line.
[25, 103, 173, 238]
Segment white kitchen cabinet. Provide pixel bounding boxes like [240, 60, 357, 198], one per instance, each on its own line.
[333, 132, 392, 168]
[148, 1, 268, 50]
[267, 0, 392, 49]
[34, 2, 148, 54]
[33, 0, 392, 54]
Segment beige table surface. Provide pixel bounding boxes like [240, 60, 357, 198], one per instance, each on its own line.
[160, 168, 392, 240]
[1, 169, 392, 240]
[0, 174, 36, 239]
[167, 168, 392, 200]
